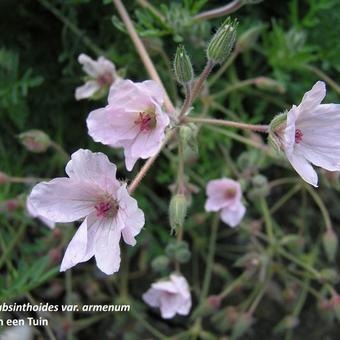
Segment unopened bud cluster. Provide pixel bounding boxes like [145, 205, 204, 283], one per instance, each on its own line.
[18, 129, 52, 153]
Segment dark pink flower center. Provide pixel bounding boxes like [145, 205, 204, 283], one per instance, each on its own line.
[225, 188, 237, 199]
[95, 198, 119, 218]
[97, 72, 114, 87]
[135, 112, 156, 132]
[295, 129, 303, 144]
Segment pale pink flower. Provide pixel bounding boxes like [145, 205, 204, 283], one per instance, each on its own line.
[205, 178, 246, 227]
[26, 198, 55, 229]
[143, 273, 192, 319]
[283, 81, 340, 187]
[87, 79, 170, 171]
[27, 149, 144, 275]
[75, 54, 118, 100]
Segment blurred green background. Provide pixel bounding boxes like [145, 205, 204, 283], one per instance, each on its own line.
[1, 0, 340, 339]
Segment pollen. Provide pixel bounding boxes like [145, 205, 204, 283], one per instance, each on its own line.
[295, 129, 303, 144]
[135, 111, 156, 132]
[95, 197, 119, 218]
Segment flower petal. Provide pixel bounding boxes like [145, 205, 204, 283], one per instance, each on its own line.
[28, 178, 98, 223]
[297, 81, 326, 116]
[60, 218, 91, 272]
[220, 202, 246, 227]
[75, 80, 100, 100]
[26, 198, 55, 229]
[287, 152, 318, 187]
[78, 54, 102, 77]
[65, 149, 120, 194]
[94, 218, 122, 275]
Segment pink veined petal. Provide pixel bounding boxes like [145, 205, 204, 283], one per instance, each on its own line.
[205, 179, 241, 211]
[94, 217, 122, 275]
[152, 280, 178, 294]
[75, 80, 100, 100]
[297, 81, 326, 117]
[297, 144, 340, 172]
[170, 274, 191, 299]
[65, 149, 120, 194]
[142, 288, 161, 308]
[286, 152, 318, 187]
[220, 202, 246, 228]
[117, 185, 145, 245]
[139, 80, 165, 106]
[28, 178, 98, 223]
[87, 106, 140, 146]
[159, 293, 181, 319]
[97, 56, 116, 74]
[123, 147, 139, 171]
[60, 218, 90, 272]
[26, 199, 55, 229]
[78, 54, 102, 77]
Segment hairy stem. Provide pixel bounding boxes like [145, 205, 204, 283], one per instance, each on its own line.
[186, 116, 269, 132]
[193, 0, 243, 21]
[112, 0, 174, 113]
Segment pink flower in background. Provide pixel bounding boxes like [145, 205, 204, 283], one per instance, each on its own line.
[26, 198, 55, 229]
[205, 178, 246, 227]
[75, 54, 118, 100]
[87, 79, 170, 171]
[143, 273, 191, 319]
[28, 149, 144, 275]
[283, 81, 340, 187]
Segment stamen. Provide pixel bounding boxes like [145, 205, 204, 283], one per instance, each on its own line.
[97, 73, 113, 86]
[295, 129, 303, 144]
[95, 197, 119, 218]
[135, 111, 156, 132]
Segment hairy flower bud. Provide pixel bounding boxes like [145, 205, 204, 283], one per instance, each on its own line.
[255, 77, 285, 94]
[173, 45, 194, 85]
[268, 112, 287, 152]
[179, 123, 199, 155]
[18, 130, 52, 153]
[169, 194, 188, 234]
[322, 229, 338, 262]
[207, 18, 238, 64]
[151, 255, 170, 273]
[165, 241, 191, 263]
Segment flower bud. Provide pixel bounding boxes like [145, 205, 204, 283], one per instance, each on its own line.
[6, 199, 20, 212]
[322, 229, 338, 262]
[165, 240, 191, 263]
[268, 112, 287, 152]
[207, 18, 238, 64]
[231, 313, 253, 339]
[151, 255, 170, 273]
[169, 194, 188, 234]
[0, 171, 9, 184]
[255, 77, 285, 94]
[248, 174, 269, 199]
[236, 25, 263, 52]
[18, 130, 52, 153]
[273, 315, 299, 334]
[173, 45, 194, 85]
[179, 123, 199, 155]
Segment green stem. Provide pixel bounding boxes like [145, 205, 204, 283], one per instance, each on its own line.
[50, 141, 70, 161]
[218, 272, 250, 299]
[208, 50, 238, 86]
[212, 78, 259, 99]
[303, 64, 340, 95]
[304, 184, 332, 231]
[260, 197, 274, 244]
